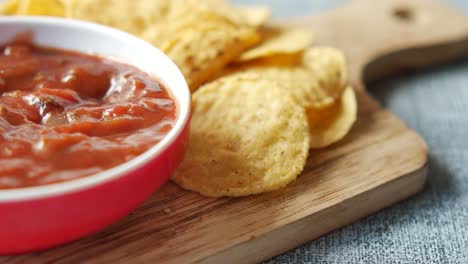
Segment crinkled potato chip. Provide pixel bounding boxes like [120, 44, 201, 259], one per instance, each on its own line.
[172, 74, 310, 197]
[227, 47, 348, 109]
[142, 12, 260, 91]
[236, 27, 313, 62]
[308, 86, 357, 148]
[1, 0, 66, 16]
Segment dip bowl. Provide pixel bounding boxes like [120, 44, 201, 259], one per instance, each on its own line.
[0, 17, 191, 254]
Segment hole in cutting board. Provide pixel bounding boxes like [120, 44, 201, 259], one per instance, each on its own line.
[393, 7, 414, 22]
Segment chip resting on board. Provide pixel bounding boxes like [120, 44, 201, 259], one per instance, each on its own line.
[172, 74, 310, 197]
[142, 11, 260, 91]
[236, 27, 314, 62]
[303, 46, 348, 107]
[227, 46, 348, 109]
[307, 86, 357, 148]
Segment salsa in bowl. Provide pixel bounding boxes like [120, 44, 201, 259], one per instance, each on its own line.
[0, 42, 177, 188]
[0, 17, 191, 254]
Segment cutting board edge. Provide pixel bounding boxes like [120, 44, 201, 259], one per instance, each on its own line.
[199, 163, 428, 264]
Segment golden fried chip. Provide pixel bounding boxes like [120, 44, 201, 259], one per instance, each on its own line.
[66, 0, 170, 35]
[227, 47, 347, 109]
[303, 46, 348, 104]
[236, 28, 313, 62]
[308, 86, 357, 148]
[1, 0, 66, 16]
[142, 12, 260, 91]
[168, 0, 270, 27]
[172, 73, 310, 197]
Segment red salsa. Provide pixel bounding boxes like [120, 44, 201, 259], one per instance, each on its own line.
[0, 43, 177, 189]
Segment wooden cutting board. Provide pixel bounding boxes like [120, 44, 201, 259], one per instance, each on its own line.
[3, 0, 468, 263]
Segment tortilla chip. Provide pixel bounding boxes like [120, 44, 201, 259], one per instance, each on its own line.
[173, 73, 310, 197]
[226, 47, 348, 109]
[142, 11, 260, 91]
[308, 86, 357, 148]
[67, 0, 170, 35]
[236, 27, 313, 62]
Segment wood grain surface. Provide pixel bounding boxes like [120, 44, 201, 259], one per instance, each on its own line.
[3, 0, 468, 263]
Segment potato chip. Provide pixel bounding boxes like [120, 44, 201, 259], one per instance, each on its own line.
[1, 0, 66, 16]
[172, 73, 310, 197]
[236, 27, 313, 62]
[226, 47, 347, 109]
[308, 86, 357, 148]
[142, 12, 260, 91]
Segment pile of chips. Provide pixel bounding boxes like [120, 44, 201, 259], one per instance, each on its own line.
[2, 0, 357, 197]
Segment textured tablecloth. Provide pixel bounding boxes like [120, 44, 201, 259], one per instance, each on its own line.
[232, 0, 468, 263]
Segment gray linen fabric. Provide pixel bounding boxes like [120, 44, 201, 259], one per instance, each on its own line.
[231, 0, 468, 263]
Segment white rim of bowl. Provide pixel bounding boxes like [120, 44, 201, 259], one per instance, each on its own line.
[0, 17, 191, 202]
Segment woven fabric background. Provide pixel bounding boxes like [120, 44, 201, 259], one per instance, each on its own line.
[232, 0, 468, 263]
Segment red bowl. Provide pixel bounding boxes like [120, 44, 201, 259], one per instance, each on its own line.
[0, 17, 191, 254]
